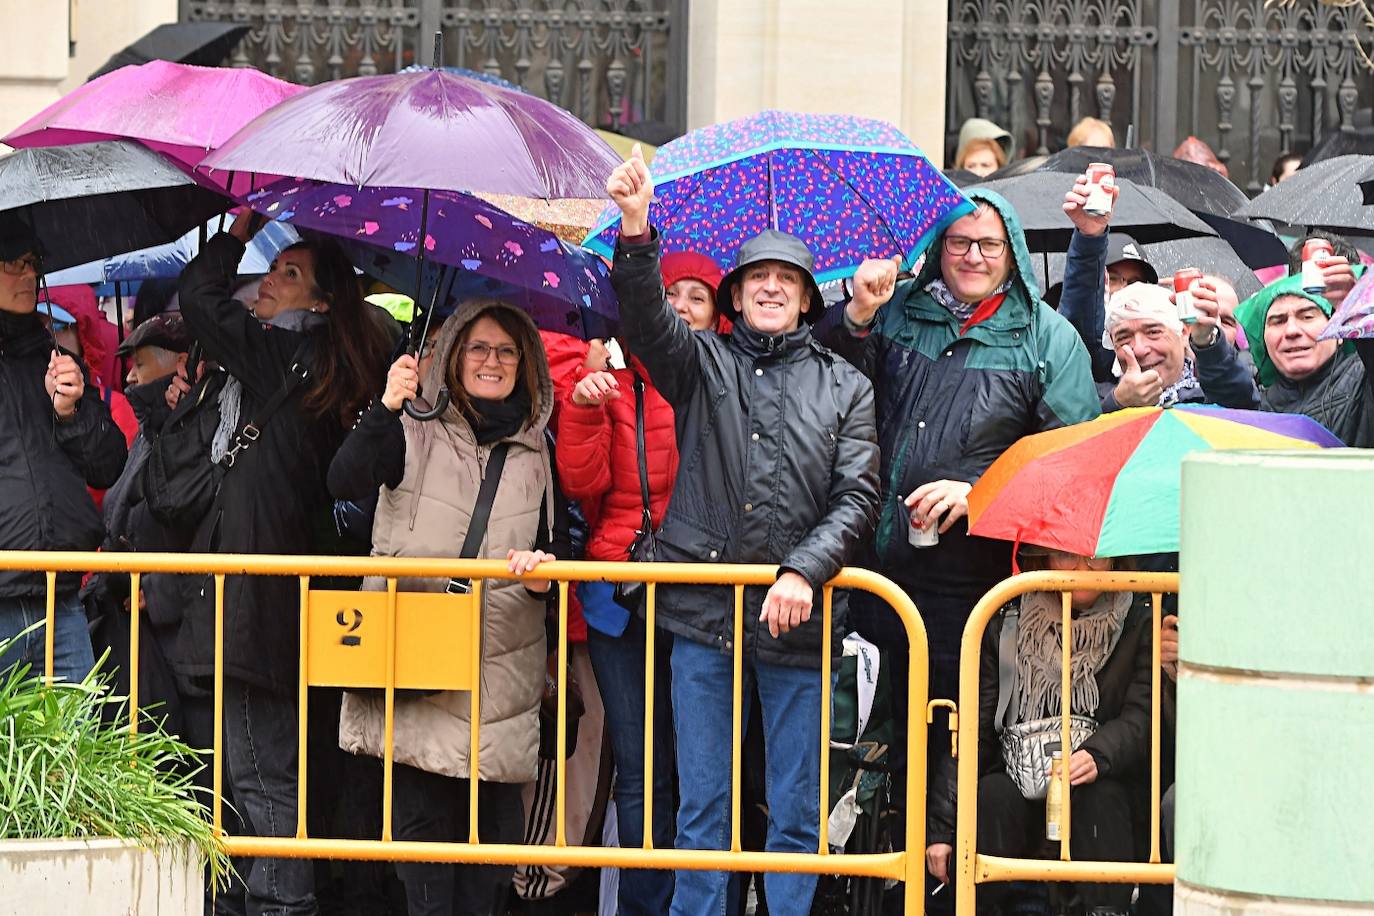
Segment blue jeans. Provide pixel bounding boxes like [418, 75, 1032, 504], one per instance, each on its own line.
[223, 678, 317, 916]
[669, 637, 827, 916]
[586, 603, 676, 916]
[0, 592, 95, 684]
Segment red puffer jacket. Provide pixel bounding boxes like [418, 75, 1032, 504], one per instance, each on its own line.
[555, 359, 678, 564]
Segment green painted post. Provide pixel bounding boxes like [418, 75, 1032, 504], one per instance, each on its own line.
[1176, 450, 1374, 914]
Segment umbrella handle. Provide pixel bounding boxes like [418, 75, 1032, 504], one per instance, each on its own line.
[404, 387, 450, 421]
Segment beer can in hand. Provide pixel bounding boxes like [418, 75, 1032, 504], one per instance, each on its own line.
[1173, 268, 1203, 323]
[1082, 163, 1116, 218]
[908, 510, 939, 548]
[1301, 239, 1333, 295]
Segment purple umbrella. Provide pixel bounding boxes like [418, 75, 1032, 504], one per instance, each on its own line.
[201, 68, 620, 200]
[244, 178, 616, 338]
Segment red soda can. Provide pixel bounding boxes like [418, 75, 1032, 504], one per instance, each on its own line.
[1302, 239, 1333, 294]
[1173, 268, 1203, 322]
[1083, 163, 1116, 217]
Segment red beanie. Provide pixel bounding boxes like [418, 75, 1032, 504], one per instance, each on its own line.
[660, 251, 724, 297]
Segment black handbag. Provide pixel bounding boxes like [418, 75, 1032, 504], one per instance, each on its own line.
[145, 347, 309, 533]
[614, 372, 658, 611]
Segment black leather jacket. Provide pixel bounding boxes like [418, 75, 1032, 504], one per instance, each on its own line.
[0, 312, 126, 597]
[614, 233, 881, 668]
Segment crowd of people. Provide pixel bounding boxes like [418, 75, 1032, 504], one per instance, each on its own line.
[0, 123, 1371, 916]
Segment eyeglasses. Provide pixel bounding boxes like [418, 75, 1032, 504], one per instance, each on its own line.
[1, 255, 39, 276]
[943, 236, 1008, 259]
[461, 342, 521, 365]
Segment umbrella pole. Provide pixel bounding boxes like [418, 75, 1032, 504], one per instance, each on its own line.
[114, 281, 126, 386]
[404, 189, 449, 422]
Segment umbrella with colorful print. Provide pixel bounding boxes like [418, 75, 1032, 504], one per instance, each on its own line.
[584, 109, 971, 282]
[968, 405, 1342, 558]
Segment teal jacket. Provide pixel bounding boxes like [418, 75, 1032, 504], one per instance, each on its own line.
[819, 189, 1100, 595]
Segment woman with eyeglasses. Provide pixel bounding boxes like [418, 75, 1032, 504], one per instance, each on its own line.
[328, 299, 568, 916]
[924, 546, 1152, 915]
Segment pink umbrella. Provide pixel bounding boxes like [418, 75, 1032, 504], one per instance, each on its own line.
[3, 60, 303, 194]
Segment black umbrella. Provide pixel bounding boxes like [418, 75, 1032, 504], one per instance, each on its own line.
[0, 140, 229, 272]
[87, 23, 250, 81]
[987, 146, 1287, 269]
[1238, 154, 1374, 236]
[975, 172, 1216, 252]
[1033, 236, 1263, 301]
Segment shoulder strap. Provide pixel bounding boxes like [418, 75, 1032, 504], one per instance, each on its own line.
[458, 442, 511, 559]
[632, 372, 652, 532]
[221, 342, 311, 468]
[995, 604, 1019, 734]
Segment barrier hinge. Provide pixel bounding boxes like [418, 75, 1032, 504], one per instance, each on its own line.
[926, 699, 958, 759]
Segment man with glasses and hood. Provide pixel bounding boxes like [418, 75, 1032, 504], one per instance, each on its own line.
[605, 147, 881, 916]
[820, 190, 1099, 887]
[0, 215, 127, 682]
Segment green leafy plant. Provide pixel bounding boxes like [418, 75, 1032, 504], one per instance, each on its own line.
[0, 627, 230, 887]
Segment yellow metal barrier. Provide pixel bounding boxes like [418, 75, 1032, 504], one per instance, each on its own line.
[0, 551, 931, 913]
[954, 570, 1180, 914]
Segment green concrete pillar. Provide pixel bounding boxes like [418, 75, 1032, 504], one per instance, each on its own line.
[1176, 450, 1374, 914]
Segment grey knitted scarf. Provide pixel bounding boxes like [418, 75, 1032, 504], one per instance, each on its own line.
[1012, 590, 1131, 723]
[925, 276, 1014, 323]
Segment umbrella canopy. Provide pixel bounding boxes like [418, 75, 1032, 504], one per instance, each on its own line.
[243, 178, 617, 338]
[202, 68, 620, 201]
[1238, 155, 1374, 235]
[1318, 267, 1374, 340]
[45, 217, 299, 286]
[0, 140, 228, 272]
[1035, 235, 1264, 300]
[5, 61, 303, 187]
[968, 405, 1341, 557]
[974, 172, 1216, 251]
[992, 145, 1249, 216]
[87, 22, 250, 81]
[585, 110, 971, 282]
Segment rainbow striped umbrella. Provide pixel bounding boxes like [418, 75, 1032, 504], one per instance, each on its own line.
[968, 406, 1341, 558]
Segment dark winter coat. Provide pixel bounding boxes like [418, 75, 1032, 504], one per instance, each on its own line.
[927, 595, 1155, 845]
[1261, 342, 1374, 448]
[174, 234, 348, 695]
[614, 231, 881, 669]
[0, 311, 126, 597]
[816, 190, 1100, 601]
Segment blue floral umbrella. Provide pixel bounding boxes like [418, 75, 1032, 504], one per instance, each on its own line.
[585, 110, 971, 282]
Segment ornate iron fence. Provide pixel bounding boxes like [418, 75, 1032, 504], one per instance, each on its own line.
[180, 0, 687, 136]
[947, 0, 1374, 191]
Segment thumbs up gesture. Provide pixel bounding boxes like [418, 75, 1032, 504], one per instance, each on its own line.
[1113, 346, 1164, 408]
[607, 143, 654, 238]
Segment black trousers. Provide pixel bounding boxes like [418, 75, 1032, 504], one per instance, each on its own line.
[390, 762, 525, 916]
[977, 771, 1135, 911]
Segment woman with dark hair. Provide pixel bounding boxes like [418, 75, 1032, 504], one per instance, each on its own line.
[328, 298, 568, 916]
[174, 209, 391, 916]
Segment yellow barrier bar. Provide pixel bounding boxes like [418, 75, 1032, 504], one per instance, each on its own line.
[954, 571, 1179, 916]
[555, 579, 569, 848]
[44, 571, 55, 685]
[128, 571, 141, 734]
[818, 586, 832, 856]
[1058, 590, 1072, 861]
[297, 576, 311, 840]
[1149, 591, 1163, 864]
[220, 837, 909, 877]
[730, 582, 744, 855]
[213, 573, 225, 837]
[468, 578, 484, 844]
[381, 578, 397, 843]
[977, 854, 1176, 884]
[642, 581, 657, 851]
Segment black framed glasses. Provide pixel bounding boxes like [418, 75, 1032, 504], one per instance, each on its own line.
[1, 254, 39, 276]
[942, 236, 1008, 259]
[461, 342, 521, 365]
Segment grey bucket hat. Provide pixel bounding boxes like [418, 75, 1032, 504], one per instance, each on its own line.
[715, 230, 825, 324]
